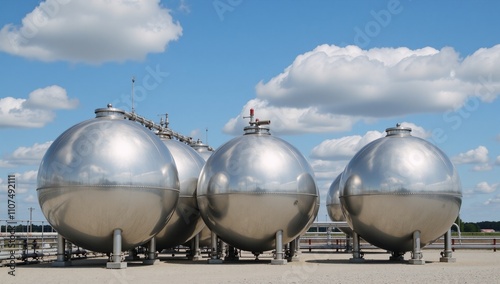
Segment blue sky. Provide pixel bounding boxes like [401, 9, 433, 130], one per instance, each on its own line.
[0, 0, 499, 224]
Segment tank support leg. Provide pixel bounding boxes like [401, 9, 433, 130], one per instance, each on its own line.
[125, 249, 138, 261]
[345, 234, 352, 253]
[207, 232, 223, 264]
[143, 237, 158, 265]
[389, 251, 404, 261]
[286, 238, 297, 262]
[66, 240, 73, 262]
[409, 230, 425, 265]
[190, 233, 202, 261]
[52, 234, 71, 267]
[224, 245, 239, 261]
[107, 229, 127, 269]
[440, 229, 456, 262]
[271, 230, 287, 265]
[349, 231, 364, 263]
[294, 237, 302, 261]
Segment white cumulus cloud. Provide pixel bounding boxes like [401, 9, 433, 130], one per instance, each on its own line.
[0, 141, 52, 167]
[256, 44, 500, 116]
[224, 44, 500, 135]
[310, 159, 346, 181]
[24, 85, 78, 109]
[484, 194, 500, 206]
[310, 122, 428, 161]
[0, 0, 182, 64]
[0, 85, 77, 128]
[0, 170, 38, 194]
[452, 146, 489, 165]
[474, 182, 498, 194]
[311, 131, 383, 161]
[223, 98, 359, 135]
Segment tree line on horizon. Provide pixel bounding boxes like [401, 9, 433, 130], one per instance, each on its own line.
[454, 217, 500, 232]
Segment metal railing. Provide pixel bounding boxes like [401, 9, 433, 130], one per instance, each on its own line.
[299, 232, 498, 252]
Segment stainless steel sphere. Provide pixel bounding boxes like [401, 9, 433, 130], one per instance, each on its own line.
[155, 138, 206, 250]
[197, 226, 213, 247]
[339, 124, 462, 252]
[326, 173, 352, 236]
[197, 115, 319, 252]
[189, 141, 214, 247]
[190, 139, 214, 161]
[37, 106, 180, 253]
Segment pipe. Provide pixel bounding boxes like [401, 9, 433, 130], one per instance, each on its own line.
[123, 109, 197, 145]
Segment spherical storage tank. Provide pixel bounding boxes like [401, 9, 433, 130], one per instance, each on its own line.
[154, 138, 206, 250]
[37, 106, 180, 253]
[190, 139, 214, 161]
[189, 140, 215, 248]
[197, 109, 319, 252]
[326, 174, 352, 236]
[339, 124, 462, 253]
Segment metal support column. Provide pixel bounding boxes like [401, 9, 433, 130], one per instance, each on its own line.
[440, 229, 456, 262]
[345, 234, 352, 253]
[409, 230, 425, 265]
[349, 231, 364, 263]
[293, 237, 301, 261]
[389, 251, 405, 261]
[271, 230, 287, 265]
[125, 248, 140, 261]
[190, 233, 202, 261]
[107, 229, 127, 269]
[224, 245, 239, 261]
[207, 231, 223, 264]
[52, 234, 71, 267]
[143, 237, 159, 265]
[287, 238, 298, 262]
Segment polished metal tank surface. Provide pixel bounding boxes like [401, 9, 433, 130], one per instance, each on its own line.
[339, 124, 462, 252]
[189, 141, 214, 247]
[197, 111, 319, 252]
[326, 174, 352, 236]
[197, 226, 213, 247]
[154, 138, 206, 250]
[190, 139, 214, 161]
[37, 106, 180, 253]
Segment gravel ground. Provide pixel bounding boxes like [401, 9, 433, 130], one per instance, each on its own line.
[1, 250, 498, 284]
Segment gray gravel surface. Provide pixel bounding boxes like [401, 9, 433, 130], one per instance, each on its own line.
[1, 250, 498, 283]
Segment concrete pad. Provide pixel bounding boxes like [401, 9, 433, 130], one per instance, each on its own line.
[51, 261, 72, 267]
[439, 257, 456, 263]
[142, 259, 159, 265]
[270, 259, 287, 265]
[106, 262, 127, 269]
[207, 258, 223, 264]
